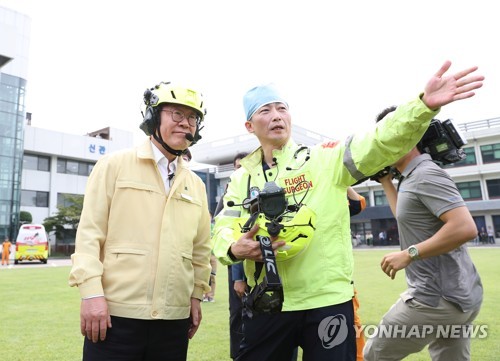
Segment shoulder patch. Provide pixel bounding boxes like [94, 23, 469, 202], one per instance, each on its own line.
[321, 140, 340, 148]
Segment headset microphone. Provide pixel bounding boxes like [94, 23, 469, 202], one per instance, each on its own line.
[227, 200, 252, 207]
[227, 198, 258, 212]
[185, 133, 195, 142]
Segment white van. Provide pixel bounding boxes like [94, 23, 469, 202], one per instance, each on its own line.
[15, 224, 49, 264]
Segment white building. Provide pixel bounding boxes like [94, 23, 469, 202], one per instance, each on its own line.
[20, 125, 133, 248]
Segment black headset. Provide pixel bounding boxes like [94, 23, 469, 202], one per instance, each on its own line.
[140, 88, 159, 136]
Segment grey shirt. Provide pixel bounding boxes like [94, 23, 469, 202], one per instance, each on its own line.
[397, 153, 483, 312]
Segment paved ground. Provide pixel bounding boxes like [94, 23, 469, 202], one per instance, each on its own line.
[0, 257, 72, 270]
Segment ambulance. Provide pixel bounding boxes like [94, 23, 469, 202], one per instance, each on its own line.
[15, 224, 49, 264]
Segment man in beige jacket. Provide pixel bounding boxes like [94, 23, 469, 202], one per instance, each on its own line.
[69, 82, 212, 361]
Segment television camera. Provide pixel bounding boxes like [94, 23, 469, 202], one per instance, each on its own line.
[417, 118, 467, 165]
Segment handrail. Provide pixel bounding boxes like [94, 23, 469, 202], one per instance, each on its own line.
[458, 117, 500, 132]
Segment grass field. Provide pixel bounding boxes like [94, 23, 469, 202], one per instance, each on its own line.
[0, 247, 497, 360]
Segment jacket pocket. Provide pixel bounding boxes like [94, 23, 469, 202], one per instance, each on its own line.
[169, 192, 203, 251]
[116, 180, 161, 193]
[102, 247, 151, 305]
[166, 252, 195, 306]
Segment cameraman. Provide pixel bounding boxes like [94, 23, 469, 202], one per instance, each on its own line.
[363, 107, 483, 361]
[213, 61, 484, 361]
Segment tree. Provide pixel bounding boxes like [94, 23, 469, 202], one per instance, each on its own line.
[19, 211, 33, 225]
[43, 195, 84, 241]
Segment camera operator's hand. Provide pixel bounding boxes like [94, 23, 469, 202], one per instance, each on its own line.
[378, 172, 393, 184]
[380, 250, 412, 280]
[230, 224, 286, 262]
[369, 166, 391, 183]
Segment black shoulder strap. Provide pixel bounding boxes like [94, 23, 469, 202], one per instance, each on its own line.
[253, 235, 281, 288]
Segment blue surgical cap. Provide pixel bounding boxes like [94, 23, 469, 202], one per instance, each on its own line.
[243, 83, 288, 121]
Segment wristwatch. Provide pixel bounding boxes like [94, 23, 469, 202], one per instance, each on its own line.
[407, 245, 420, 261]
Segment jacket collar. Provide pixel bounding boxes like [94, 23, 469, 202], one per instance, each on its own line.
[240, 139, 298, 171]
[137, 138, 155, 160]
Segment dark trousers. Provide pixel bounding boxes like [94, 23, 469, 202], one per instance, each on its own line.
[228, 265, 245, 359]
[236, 300, 356, 361]
[83, 315, 190, 361]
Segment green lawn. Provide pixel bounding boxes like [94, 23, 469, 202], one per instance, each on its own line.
[0, 247, 497, 360]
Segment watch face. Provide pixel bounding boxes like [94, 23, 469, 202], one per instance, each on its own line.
[409, 246, 418, 258]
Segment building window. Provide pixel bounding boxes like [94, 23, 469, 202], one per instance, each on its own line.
[23, 155, 37, 170]
[66, 161, 79, 175]
[442, 147, 476, 168]
[38, 157, 50, 171]
[358, 192, 370, 207]
[78, 162, 93, 176]
[480, 143, 500, 164]
[57, 193, 83, 207]
[57, 159, 65, 173]
[350, 222, 372, 245]
[23, 154, 50, 171]
[374, 190, 388, 206]
[492, 215, 500, 238]
[21, 190, 49, 207]
[57, 158, 95, 176]
[486, 179, 500, 199]
[456, 181, 482, 200]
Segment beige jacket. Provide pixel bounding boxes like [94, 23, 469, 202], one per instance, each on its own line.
[69, 139, 212, 320]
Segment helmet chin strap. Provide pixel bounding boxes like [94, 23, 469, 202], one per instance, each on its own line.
[152, 123, 190, 157]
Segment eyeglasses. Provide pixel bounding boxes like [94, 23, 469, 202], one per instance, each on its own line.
[161, 109, 198, 127]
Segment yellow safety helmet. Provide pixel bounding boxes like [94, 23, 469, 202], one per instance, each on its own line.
[233, 205, 316, 262]
[140, 81, 206, 137]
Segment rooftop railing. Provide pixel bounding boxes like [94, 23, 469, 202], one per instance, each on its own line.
[195, 117, 500, 175]
[458, 117, 500, 132]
